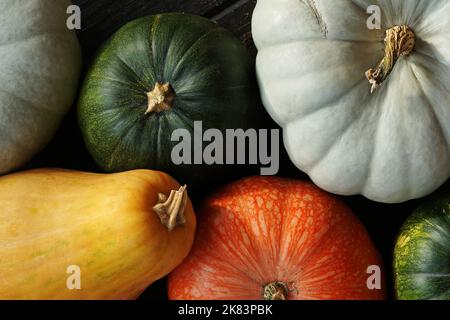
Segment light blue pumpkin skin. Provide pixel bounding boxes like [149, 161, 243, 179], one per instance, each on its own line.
[0, 0, 82, 174]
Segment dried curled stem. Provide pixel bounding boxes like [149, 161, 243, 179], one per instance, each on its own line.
[146, 82, 176, 114]
[153, 185, 187, 231]
[366, 25, 415, 93]
[263, 282, 289, 300]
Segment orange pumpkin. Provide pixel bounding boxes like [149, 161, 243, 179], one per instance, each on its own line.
[168, 176, 385, 300]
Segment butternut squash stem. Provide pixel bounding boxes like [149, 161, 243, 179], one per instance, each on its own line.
[366, 25, 415, 93]
[153, 185, 187, 231]
[145, 82, 176, 114]
[263, 282, 289, 300]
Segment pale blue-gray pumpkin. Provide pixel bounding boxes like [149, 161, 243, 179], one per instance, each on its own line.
[0, 0, 81, 174]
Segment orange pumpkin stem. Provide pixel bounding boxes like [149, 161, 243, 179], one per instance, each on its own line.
[146, 82, 176, 114]
[153, 185, 187, 231]
[263, 282, 289, 300]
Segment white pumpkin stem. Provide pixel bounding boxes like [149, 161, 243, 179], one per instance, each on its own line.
[153, 185, 188, 231]
[146, 82, 176, 114]
[263, 282, 289, 300]
[366, 25, 415, 93]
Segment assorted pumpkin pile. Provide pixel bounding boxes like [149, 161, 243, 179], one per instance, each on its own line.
[0, 0, 449, 300]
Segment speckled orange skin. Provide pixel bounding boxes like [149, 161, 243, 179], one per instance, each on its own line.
[168, 176, 385, 300]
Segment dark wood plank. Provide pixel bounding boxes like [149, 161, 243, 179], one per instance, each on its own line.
[212, 0, 257, 56]
[72, 0, 255, 58]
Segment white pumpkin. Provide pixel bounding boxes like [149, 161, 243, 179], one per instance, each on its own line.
[252, 0, 450, 203]
[0, 0, 81, 174]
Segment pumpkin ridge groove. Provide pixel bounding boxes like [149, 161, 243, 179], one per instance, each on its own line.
[150, 15, 163, 81]
[200, 224, 263, 285]
[229, 186, 279, 282]
[275, 181, 290, 278]
[228, 193, 271, 282]
[170, 27, 222, 80]
[0, 63, 63, 83]
[88, 75, 147, 96]
[258, 38, 379, 52]
[173, 64, 221, 96]
[290, 215, 343, 280]
[232, 195, 274, 281]
[349, 0, 371, 15]
[362, 86, 389, 195]
[300, 79, 370, 172]
[302, 0, 327, 38]
[142, 18, 157, 86]
[155, 112, 168, 167]
[107, 115, 143, 169]
[308, 84, 374, 174]
[0, 29, 63, 48]
[414, 46, 450, 68]
[408, 62, 450, 157]
[94, 100, 146, 114]
[414, 58, 450, 99]
[0, 88, 61, 116]
[170, 107, 195, 131]
[113, 53, 149, 92]
[291, 76, 366, 123]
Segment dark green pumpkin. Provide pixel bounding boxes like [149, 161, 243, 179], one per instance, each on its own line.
[394, 192, 450, 300]
[78, 13, 258, 187]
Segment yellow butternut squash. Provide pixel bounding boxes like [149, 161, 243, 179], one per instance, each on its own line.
[0, 169, 196, 300]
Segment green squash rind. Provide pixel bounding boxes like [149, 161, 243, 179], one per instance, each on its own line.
[78, 13, 258, 187]
[394, 192, 450, 300]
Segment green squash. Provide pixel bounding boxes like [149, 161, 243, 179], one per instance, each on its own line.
[394, 191, 450, 300]
[78, 13, 258, 187]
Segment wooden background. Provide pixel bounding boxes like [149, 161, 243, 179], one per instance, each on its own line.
[23, 0, 449, 299]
